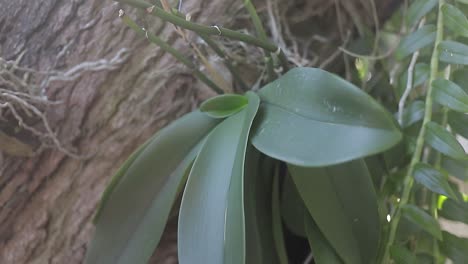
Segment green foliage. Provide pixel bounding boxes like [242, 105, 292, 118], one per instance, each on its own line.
[86, 0, 468, 264]
[413, 163, 459, 200]
[401, 204, 442, 240]
[200, 94, 248, 118]
[395, 25, 436, 60]
[251, 68, 402, 167]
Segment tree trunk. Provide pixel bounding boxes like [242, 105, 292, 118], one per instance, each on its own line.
[0, 0, 398, 263]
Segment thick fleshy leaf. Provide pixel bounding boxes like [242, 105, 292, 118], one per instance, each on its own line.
[401, 205, 442, 240]
[442, 4, 468, 37]
[425, 122, 468, 160]
[225, 92, 260, 264]
[390, 245, 417, 264]
[442, 156, 468, 181]
[395, 25, 436, 60]
[413, 163, 459, 200]
[440, 231, 468, 264]
[407, 0, 438, 27]
[432, 79, 468, 112]
[448, 111, 468, 139]
[200, 94, 248, 118]
[439, 40, 468, 65]
[251, 67, 402, 167]
[440, 199, 468, 224]
[288, 160, 380, 264]
[85, 111, 220, 264]
[281, 173, 307, 236]
[244, 149, 279, 264]
[272, 166, 289, 264]
[178, 92, 259, 264]
[92, 138, 151, 223]
[304, 214, 343, 264]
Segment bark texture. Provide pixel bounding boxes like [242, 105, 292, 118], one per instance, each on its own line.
[0, 0, 399, 263]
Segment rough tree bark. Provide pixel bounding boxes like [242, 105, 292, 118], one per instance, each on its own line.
[0, 0, 398, 263]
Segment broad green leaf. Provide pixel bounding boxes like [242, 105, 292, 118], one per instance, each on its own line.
[407, 0, 438, 27]
[440, 231, 468, 264]
[400, 100, 425, 128]
[395, 25, 436, 60]
[432, 78, 468, 112]
[85, 111, 220, 264]
[244, 149, 279, 264]
[251, 67, 402, 167]
[442, 156, 468, 181]
[178, 93, 259, 264]
[413, 163, 459, 200]
[442, 4, 468, 37]
[449, 111, 468, 139]
[390, 245, 418, 264]
[289, 160, 380, 264]
[440, 199, 468, 224]
[425, 122, 468, 160]
[401, 204, 442, 240]
[225, 92, 260, 264]
[304, 214, 343, 264]
[439, 41, 468, 65]
[200, 94, 248, 118]
[92, 138, 151, 223]
[456, 0, 468, 4]
[281, 173, 307, 237]
[272, 166, 289, 264]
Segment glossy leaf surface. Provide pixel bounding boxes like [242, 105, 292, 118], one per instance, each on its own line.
[200, 94, 248, 118]
[304, 214, 343, 264]
[407, 0, 438, 27]
[86, 111, 220, 264]
[251, 67, 402, 167]
[425, 122, 468, 160]
[413, 163, 459, 200]
[401, 205, 442, 240]
[289, 160, 380, 264]
[281, 173, 307, 236]
[439, 40, 468, 65]
[395, 25, 436, 60]
[178, 92, 259, 264]
[244, 149, 279, 264]
[432, 79, 468, 112]
[442, 4, 468, 37]
[272, 166, 289, 264]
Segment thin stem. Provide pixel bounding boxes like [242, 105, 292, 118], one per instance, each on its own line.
[116, 0, 279, 52]
[199, 34, 249, 91]
[398, 49, 420, 125]
[243, 0, 274, 80]
[382, 0, 445, 262]
[398, 19, 426, 125]
[431, 65, 450, 264]
[119, 10, 224, 94]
